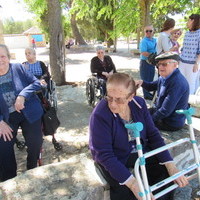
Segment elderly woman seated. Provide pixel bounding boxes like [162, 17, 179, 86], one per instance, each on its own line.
[90, 46, 117, 95]
[89, 73, 188, 200]
[23, 47, 50, 85]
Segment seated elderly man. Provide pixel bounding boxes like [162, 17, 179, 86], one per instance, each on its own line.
[137, 52, 189, 131]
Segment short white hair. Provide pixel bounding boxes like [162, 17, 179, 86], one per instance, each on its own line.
[96, 46, 105, 51]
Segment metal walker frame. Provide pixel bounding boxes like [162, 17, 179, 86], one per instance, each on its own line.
[125, 108, 200, 200]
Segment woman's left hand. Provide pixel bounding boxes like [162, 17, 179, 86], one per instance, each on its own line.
[165, 162, 189, 188]
[15, 96, 25, 113]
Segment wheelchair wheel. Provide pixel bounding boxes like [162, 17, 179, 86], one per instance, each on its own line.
[86, 78, 96, 107]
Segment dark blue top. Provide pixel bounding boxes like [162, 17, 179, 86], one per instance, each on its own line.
[89, 96, 172, 183]
[0, 63, 43, 124]
[142, 68, 189, 127]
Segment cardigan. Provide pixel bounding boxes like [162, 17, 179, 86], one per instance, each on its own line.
[142, 68, 189, 127]
[90, 55, 116, 79]
[0, 63, 43, 124]
[89, 96, 173, 183]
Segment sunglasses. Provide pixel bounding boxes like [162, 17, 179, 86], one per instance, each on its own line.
[146, 30, 153, 33]
[157, 61, 177, 67]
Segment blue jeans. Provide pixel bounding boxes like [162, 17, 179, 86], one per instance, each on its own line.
[0, 111, 42, 182]
[140, 60, 155, 98]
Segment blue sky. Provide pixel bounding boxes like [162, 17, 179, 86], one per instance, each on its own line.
[0, 0, 34, 21]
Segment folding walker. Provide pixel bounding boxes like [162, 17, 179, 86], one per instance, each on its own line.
[125, 107, 200, 200]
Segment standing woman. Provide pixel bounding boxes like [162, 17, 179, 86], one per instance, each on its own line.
[0, 44, 43, 182]
[156, 18, 176, 55]
[179, 14, 200, 94]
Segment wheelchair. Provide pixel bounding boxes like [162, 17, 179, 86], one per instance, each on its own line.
[86, 74, 106, 107]
[15, 78, 62, 153]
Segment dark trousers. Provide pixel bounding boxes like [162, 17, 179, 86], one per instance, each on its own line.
[95, 154, 173, 200]
[140, 60, 155, 99]
[149, 108, 183, 131]
[0, 111, 43, 182]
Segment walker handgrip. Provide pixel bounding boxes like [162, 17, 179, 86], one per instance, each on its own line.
[125, 122, 143, 137]
[176, 107, 195, 124]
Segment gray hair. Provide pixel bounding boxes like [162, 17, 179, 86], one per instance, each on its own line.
[96, 46, 105, 51]
[25, 47, 36, 55]
[0, 44, 11, 59]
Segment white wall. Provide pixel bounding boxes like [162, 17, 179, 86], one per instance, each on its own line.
[4, 35, 30, 49]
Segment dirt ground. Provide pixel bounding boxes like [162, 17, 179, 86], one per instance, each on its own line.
[11, 44, 200, 199]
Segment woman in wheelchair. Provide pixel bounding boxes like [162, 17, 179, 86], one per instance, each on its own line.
[89, 73, 188, 200]
[91, 46, 116, 79]
[23, 47, 50, 85]
[0, 44, 43, 182]
[91, 46, 117, 93]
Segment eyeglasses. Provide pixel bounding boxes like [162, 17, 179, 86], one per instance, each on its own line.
[146, 30, 153, 33]
[173, 32, 181, 36]
[97, 51, 104, 54]
[105, 93, 132, 104]
[157, 61, 177, 67]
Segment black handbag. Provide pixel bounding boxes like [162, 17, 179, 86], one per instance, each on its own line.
[147, 52, 157, 66]
[42, 106, 60, 136]
[40, 95, 60, 136]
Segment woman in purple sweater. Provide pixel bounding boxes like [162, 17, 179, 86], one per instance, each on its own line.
[89, 73, 188, 200]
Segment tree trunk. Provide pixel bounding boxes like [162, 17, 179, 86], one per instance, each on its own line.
[70, 13, 87, 45]
[46, 0, 65, 86]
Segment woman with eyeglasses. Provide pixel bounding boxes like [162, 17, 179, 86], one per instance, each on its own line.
[179, 14, 200, 94]
[170, 29, 182, 54]
[89, 73, 188, 200]
[90, 46, 117, 95]
[156, 18, 176, 55]
[90, 46, 116, 80]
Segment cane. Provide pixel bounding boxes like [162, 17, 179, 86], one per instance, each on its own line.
[176, 107, 200, 184]
[125, 122, 151, 200]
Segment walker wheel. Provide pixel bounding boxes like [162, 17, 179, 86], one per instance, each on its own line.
[54, 142, 63, 151]
[16, 141, 26, 150]
[52, 137, 62, 151]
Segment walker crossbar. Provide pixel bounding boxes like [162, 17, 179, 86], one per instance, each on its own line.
[125, 108, 200, 200]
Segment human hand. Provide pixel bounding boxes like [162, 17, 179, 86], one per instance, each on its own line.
[135, 80, 143, 89]
[102, 72, 109, 77]
[15, 96, 25, 113]
[165, 162, 188, 188]
[126, 176, 155, 200]
[193, 64, 199, 73]
[40, 79, 47, 86]
[0, 120, 13, 141]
